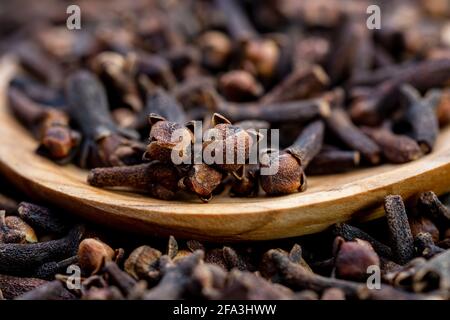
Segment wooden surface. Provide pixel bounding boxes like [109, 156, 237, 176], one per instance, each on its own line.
[1, 58, 450, 241]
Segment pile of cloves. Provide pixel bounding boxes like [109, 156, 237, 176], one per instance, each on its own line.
[1, 183, 449, 300]
[1, 0, 450, 301]
[2, 0, 450, 202]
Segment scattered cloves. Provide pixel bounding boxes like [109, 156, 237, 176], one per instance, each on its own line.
[399, 85, 441, 154]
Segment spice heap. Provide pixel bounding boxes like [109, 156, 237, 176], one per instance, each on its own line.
[2, 0, 450, 202]
[0, 184, 449, 300]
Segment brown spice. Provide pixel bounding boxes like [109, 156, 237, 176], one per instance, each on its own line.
[326, 108, 381, 164]
[384, 195, 415, 265]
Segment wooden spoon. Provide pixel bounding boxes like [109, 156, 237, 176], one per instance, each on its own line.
[1, 58, 450, 241]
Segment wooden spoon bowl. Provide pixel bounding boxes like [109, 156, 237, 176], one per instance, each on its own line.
[1, 58, 450, 241]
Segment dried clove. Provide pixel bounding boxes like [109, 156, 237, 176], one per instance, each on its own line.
[260, 65, 329, 104]
[214, 92, 331, 123]
[259, 150, 306, 196]
[215, 0, 257, 43]
[203, 248, 227, 270]
[9, 76, 65, 107]
[414, 233, 444, 259]
[132, 87, 186, 132]
[260, 120, 324, 196]
[306, 150, 360, 175]
[130, 52, 177, 89]
[219, 70, 263, 102]
[33, 256, 78, 280]
[326, 18, 368, 84]
[334, 237, 380, 282]
[262, 249, 356, 296]
[229, 164, 260, 198]
[103, 261, 137, 297]
[350, 59, 450, 126]
[0, 274, 47, 299]
[17, 202, 70, 235]
[8, 87, 80, 162]
[187, 262, 227, 299]
[82, 285, 124, 300]
[409, 217, 440, 243]
[167, 235, 178, 259]
[197, 31, 232, 70]
[0, 212, 37, 244]
[361, 126, 423, 164]
[217, 269, 293, 300]
[384, 195, 415, 264]
[332, 223, 393, 259]
[178, 164, 223, 202]
[65, 70, 144, 168]
[78, 238, 116, 275]
[187, 240, 205, 252]
[410, 250, 450, 296]
[264, 248, 421, 300]
[203, 113, 254, 174]
[90, 51, 143, 112]
[14, 41, 64, 87]
[417, 191, 450, 227]
[399, 85, 441, 154]
[288, 244, 313, 273]
[145, 114, 192, 164]
[88, 162, 179, 200]
[326, 108, 381, 165]
[143, 251, 204, 300]
[286, 120, 325, 169]
[222, 246, 249, 271]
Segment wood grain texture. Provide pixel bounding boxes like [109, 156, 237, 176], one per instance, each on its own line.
[1, 57, 450, 241]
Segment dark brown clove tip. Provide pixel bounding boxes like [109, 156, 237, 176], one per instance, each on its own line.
[41, 127, 74, 159]
[87, 169, 100, 187]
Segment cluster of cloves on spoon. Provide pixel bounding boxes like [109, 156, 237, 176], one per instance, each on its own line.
[3, 0, 450, 201]
[1, 185, 449, 300]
